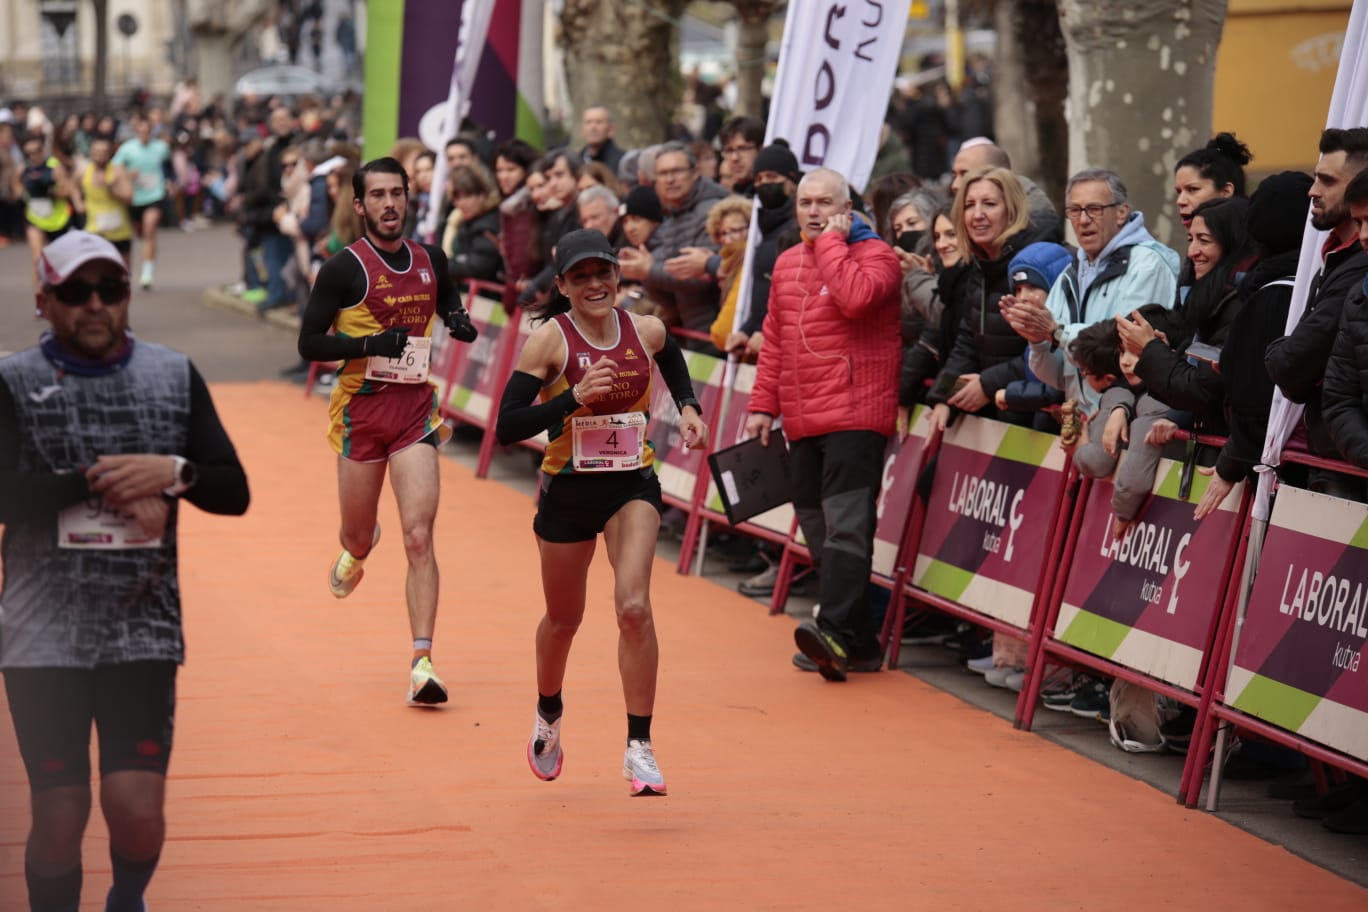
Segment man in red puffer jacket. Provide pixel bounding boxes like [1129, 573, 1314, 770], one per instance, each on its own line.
[745, 167, 902, 681]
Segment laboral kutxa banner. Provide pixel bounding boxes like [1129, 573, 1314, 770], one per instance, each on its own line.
[647, 349, 725, 505]
[1228, 485, 1368, 761]
[913, 415, 1066, 629]
[1054, 458, 1245, 691]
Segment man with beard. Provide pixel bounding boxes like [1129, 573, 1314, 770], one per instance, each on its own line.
[297, 156, 479, 705]
[1266, 127, 1368, 500]
[1, 231, 250, 912]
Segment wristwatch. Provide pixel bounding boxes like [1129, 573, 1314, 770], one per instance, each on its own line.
[163, 455, 198, 496]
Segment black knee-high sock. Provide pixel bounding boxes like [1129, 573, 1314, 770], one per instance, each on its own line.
[537, 691, 563, 723]
[627, 713, 652, 743]
[25, 862, 81, 912]
[106, 850, 159, 912]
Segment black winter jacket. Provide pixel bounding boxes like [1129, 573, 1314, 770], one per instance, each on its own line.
[1322, 281, 1368, 467]
[1266, 242, 1368, 458]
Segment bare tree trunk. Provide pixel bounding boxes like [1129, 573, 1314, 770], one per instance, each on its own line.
[993, 2, 1038, 180]
[730, 1, 778, 119]
[1017, 0, 1069, 208]
[91, 0, 109, 114]
[1059, 0, 1228, 248]
[561, 0, 688, 149]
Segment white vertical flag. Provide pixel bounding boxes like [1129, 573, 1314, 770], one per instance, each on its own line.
[422, 0, 497, 242]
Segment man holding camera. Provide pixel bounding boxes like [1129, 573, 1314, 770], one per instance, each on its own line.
[298, 156, 479, 706]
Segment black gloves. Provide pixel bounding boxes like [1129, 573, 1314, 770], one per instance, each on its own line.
[444, 307, 479, 343]
[366, 326, 410, 359]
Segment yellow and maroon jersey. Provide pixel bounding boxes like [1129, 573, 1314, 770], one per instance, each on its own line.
[540, 309, 655, 475]
[326, 238, 447, 459]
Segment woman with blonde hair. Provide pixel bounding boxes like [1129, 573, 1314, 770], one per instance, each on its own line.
[704, 195, 756, 354]
[926, 166, 1048, 433]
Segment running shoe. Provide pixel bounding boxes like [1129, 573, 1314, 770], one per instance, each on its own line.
[328, 524, 380, 598]
[407, 656, 449, 706]
[527, 712, 564, 781]
[623, 739, 667, 796]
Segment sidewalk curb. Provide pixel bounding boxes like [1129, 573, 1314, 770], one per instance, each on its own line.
[202, 286, 301, 333]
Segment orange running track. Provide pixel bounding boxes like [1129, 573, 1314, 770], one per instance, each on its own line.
[2, 381, 1365, 911]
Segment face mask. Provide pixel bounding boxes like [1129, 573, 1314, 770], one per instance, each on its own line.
[756, 183, 789, 210]
[896, 229, 925, 253]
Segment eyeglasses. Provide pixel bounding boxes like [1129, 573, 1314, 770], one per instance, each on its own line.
[1064, 202, 1121, 222]
[51, 277, 130, 307]
[655, 166, 694, 181]
[721, 144, 757, 157]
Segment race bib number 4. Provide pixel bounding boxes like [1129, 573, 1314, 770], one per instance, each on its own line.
[58, 498, 162, 549]
[365, 335, 431, 383]
[571, 412, 647, 472]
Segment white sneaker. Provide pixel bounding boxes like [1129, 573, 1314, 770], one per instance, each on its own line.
[623, 739, 667, 796]
[328, 524, 380, 598]
[966, 654, 996, 675]
[527, 712, 563, 781]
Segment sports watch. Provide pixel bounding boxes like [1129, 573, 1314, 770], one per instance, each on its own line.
[164, 455, 198, 496]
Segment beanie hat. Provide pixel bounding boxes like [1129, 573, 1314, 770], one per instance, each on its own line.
[1247, 170, 1313, 256]
[752, 140, 802, 184]
[621, 184, 663, 223]
[1008, 241, 1073, 292]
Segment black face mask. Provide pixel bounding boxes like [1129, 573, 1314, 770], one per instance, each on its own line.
[896, 229, 925, 253]
[756, 183, 789, 210]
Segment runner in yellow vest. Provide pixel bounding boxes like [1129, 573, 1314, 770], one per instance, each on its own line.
[20, 134, 75, 292]
[81, 136, 134, 266]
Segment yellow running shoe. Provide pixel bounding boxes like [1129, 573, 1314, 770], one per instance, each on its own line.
[408, 656, 449, 706]
[328, 524, 381, 598]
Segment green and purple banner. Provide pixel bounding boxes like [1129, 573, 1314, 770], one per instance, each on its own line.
[441, 292, 510, 426]
[1054, 458, 1245, 690]
[913, 416, 1066, 629]
[1229, 486, 1368, 761]
[363, 0, 544, 162]
[871, 407, 929, 580]
[647, 350, 725, 506]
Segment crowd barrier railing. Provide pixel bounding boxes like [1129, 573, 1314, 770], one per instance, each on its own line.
[1185, 449, 1368, 810]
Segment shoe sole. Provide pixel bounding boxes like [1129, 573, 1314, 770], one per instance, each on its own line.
[527, 738, 563, 781]
[1041, 698, 1077, 712]
[407, 679, 448, 705]
[793, 625, 847, 682]
[624, 769, 667, 796]
[1069, 707, 1104, 720]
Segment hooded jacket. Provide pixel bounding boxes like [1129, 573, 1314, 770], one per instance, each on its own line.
[1028, 211, 1180, 412]
[750, 220, 901, 441]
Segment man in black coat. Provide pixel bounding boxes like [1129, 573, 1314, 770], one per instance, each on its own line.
[1266, 127, 1368, 498]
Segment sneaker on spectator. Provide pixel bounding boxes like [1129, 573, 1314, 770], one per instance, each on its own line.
[985, 665, 1025, 689]
[966, 654, 996, 675]
[738, 565, 811, 598]
[1069, 679, 1111, 719]
[900, 612, 958, 645]
[1042, 673, 1087, 712]
[792, 651, 882, 673]
[1003, 669, 1027, 693]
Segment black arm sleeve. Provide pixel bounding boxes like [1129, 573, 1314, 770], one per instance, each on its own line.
[653, 333, 701, 412]
[422, 243, 464, 320]
[0, 379, 91, 523]
[182, 364, 251, 516]
[298, 253, 370, 362]
[495, 370, 580, 446]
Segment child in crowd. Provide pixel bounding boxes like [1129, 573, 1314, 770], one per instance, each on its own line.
[1068, 304, 1181, 537]
[993, 242, 1074, 432]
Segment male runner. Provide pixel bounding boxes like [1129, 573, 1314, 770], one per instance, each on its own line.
[298, 156, 478, 705]
[112, 115, 171, 289]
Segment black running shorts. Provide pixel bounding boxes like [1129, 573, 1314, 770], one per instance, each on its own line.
[534, 467, 664, 543]
[4, 661, 178, 791]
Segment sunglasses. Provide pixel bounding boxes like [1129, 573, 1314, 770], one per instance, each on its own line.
[51, 277, 130, 307]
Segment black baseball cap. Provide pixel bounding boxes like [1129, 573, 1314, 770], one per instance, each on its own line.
[553, 228, 619, 276]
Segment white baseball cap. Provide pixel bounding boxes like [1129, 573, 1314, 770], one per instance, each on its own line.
[39, 230, 129, 287]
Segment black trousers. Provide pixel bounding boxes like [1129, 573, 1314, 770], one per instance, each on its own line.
[789, 430, 887, 659]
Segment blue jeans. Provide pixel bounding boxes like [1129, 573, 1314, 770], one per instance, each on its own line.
[261, 231, 294, 308]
